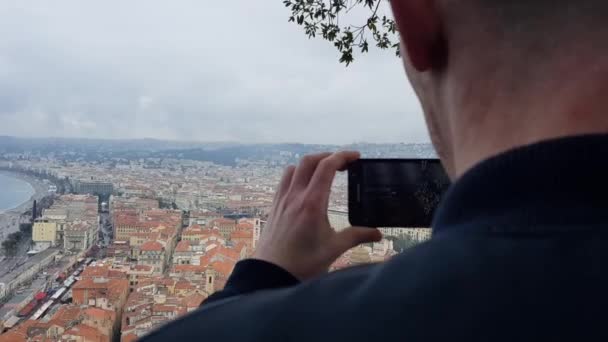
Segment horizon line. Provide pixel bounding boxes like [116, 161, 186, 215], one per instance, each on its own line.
[0, 134, 432, 146]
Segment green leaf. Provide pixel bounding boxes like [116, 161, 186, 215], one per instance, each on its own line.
[286, 0, 400, 66]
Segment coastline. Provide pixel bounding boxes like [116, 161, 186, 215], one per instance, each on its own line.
[0, 171, 51, 241]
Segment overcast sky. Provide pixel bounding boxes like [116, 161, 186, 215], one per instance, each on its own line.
[0, 1, 429, 145]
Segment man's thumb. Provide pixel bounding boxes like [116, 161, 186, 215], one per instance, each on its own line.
[332, 227, 383, 255]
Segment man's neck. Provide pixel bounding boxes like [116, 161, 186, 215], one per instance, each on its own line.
[456, 125, 608, 178]
[451, 64, 608, 177]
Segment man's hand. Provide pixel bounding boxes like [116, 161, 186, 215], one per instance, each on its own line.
[254, 151, 382, 281]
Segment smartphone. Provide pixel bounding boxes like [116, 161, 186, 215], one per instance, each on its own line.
[348, 159, 451, 228]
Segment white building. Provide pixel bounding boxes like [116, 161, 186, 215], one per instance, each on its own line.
[327, 210, 433, 242]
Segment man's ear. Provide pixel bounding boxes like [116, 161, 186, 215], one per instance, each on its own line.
[391, 0, 447, 71]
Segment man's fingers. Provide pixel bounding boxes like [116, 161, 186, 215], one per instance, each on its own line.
[269, 166, 295, 219]
[268, 166, 296, 225]
[274, 165, 296, 204]
[330, 227, 383, 257]
[310, 151, 360, 189]
[291, 153, 333, 190]
[307, 151, 360, 203]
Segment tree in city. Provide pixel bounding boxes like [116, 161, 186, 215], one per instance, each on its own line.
[19, 223, 33, 237]
[284, 0, 400, 65]
[1, 239, 18, 257]
[1, 231, 24, 257]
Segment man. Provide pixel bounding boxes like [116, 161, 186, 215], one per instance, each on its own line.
[144, 1, 608, 340]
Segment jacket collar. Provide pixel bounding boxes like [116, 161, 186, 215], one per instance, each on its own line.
[433, 134, 608, 234]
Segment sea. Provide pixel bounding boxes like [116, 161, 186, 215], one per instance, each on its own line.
[0, 173, 34, 212]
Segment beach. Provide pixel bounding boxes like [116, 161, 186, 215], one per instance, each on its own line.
[0, 171, 50, 242]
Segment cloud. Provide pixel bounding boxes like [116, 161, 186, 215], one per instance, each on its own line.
[0, 0, 429, 144]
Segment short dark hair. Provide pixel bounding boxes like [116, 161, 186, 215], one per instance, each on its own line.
[478, 1, 608, 31]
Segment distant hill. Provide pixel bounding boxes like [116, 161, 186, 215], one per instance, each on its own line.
[0, 136, 436, 166]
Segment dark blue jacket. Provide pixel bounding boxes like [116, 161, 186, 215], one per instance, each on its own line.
[143, 134, 608, 341]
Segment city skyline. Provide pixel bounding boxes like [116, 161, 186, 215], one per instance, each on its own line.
[0, 144, 431, 339]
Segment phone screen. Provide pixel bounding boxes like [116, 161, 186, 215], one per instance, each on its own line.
[348, 159, 450, 228]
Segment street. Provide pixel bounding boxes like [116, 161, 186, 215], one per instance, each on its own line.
[99, 212, 112, 248]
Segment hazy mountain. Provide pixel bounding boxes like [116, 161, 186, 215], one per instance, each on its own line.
[0, 136, 436, 166]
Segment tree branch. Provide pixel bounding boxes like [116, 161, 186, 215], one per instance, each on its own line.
[285, 0, 400, 65]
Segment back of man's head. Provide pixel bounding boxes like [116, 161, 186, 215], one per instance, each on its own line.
[391, 0, 608, 178]
[455, 1, 608, 59]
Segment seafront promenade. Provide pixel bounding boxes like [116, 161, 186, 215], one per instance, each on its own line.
[0, 172, 49, 243]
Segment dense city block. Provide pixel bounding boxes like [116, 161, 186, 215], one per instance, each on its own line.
[0, 139, 432, 341]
